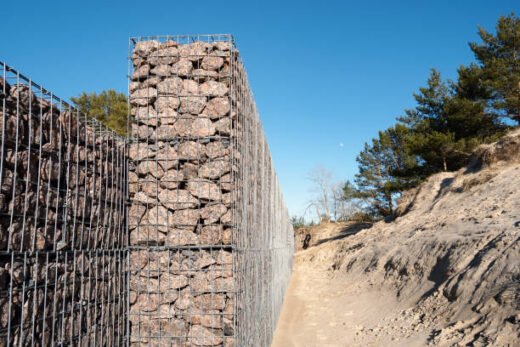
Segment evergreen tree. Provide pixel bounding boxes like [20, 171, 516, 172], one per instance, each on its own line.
[399, 70, 502, 174]
[351, 13, 519, 219]
[457, 13, 520, 124]
[354, 125, 417, 217]
[71, 90, 128, 135]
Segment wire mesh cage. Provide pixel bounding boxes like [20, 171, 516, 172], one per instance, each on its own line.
[127, 34, 294, 346]
[0, 33, 292, 346]
[0, 62, 127, 345]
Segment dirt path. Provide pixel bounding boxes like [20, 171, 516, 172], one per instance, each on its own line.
[272, 260, 430, 347]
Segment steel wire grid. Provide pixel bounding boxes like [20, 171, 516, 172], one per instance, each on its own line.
[0, 62, 128, 346]
[127, 35, 293, 346]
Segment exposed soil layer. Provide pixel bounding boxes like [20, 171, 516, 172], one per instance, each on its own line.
[273, 129, 520, 346]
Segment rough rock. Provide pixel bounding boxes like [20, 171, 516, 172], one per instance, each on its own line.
[198, 160, 229, 179]
[201, 56, 224, 71]
[134, 40, 160, 57]
[190, 118, 216, 137]
[171, 209, 200, 229]
[131, 88, 157, 105]
[155, 96, 180, 113]
[132, 64, 150, 80]
[135, 106, 159, 126]
[137, 160, 164, 178]
[205, 97, 230, 119]
[200, 204, 228, 224]
[183, 79, 200, 95]
[171, 59, 193, 77]
[143, 205, 171, 233]
[187, 181, 221, 201]
[165, 228, 198, 247]
[200, 81, 228, 97]
[157, 77, 183, 95]
[148, 47, 179, 66]
[158, 189, 198, 210]
[179, 96, 207, 114]
[150, 64, 170, 77]
[180, 42, 212, 61]
[192, 69, 218, 82]
[130, 227, 166, 246]
[199, 225, 223, 245]
[214, 117, 231, 136]
[129, 143, 156, 161]
[178, 141, 206, 159]
[160, 170, 184, 189]
[206, 141, 229, 159]
[189, 325, 224, 346]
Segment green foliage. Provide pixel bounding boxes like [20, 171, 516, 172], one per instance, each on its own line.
[71, 90, 128, 136]
[342, 180, 358, 200]
[465, 13, 520, 123]
[348, 211, 374, 223]
[399, 69, 505, 174]
[351, 13, 519, 218]
[354, 125, 418, 217]
[290, 216, 306, 229]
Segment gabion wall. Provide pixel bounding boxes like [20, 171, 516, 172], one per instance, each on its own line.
[127, 35, 294, 346]
[0, 33, 293, 346]
[0, 63, 127, 345]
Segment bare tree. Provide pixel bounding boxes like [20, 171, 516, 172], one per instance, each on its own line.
[307, 166, 333, 222]
[331, 181, 347, 221]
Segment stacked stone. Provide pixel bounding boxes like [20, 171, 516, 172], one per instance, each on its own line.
[0, 73, 126, 345]
[128, 39, 235, 346]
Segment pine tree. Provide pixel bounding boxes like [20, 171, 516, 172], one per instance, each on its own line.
[71, 90, 128, 135]
[462, 13, 520, 124]
[398, 70, 502, 174]
[354, 125, 417, 217]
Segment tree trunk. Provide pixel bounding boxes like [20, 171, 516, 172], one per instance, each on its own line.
[443, 156, 447, 172]
[314, 204, 321, 223]
[387, 194, 393, 216]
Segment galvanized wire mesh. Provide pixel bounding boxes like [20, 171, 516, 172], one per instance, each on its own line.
[0, 33, 292, 346]
[0, 62, 127, 345]
[127, 35, 294, 346]
[232, 49, 294, 347]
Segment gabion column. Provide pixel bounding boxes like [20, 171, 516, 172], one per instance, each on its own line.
[127, 35, 293, 347]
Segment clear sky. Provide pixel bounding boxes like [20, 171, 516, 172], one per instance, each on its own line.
[2, 0, 518, 219]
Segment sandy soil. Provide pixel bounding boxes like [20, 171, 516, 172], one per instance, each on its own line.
[273, 231, 430, 347]
[273, 129, 520, 346]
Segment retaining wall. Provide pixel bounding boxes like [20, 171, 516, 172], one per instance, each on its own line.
[0, 63, 127, 346]
[0, 33, 293, 346]
[127, 35, 293, 346]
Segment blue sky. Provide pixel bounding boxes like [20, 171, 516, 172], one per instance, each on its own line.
[2, 0, 518, 219]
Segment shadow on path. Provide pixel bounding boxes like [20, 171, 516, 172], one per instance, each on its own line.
[314, 222, 372, 246]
